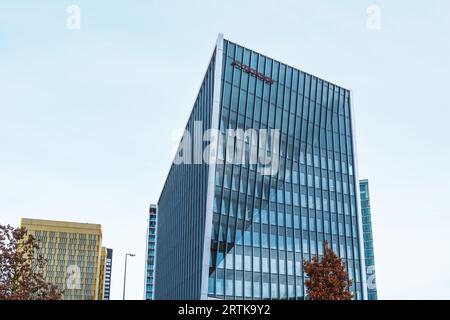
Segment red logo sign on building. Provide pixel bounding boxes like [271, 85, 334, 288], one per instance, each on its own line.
[231, 60, 275, 85]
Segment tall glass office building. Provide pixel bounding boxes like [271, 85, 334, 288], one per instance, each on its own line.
[359, 180, 377, 300]
[102, 248, 113, 300]
[144, 204, 158, 299]
[154, 34, 367, 300]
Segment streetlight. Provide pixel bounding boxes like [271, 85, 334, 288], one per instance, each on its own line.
[123, 253, 135, 300]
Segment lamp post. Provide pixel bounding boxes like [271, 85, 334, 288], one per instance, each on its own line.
[123, 253, 135, 300]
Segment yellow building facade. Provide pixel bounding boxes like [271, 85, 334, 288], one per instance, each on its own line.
[20, 218, 104, 300]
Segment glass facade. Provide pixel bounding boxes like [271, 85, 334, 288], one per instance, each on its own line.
[145, 204, 158, 299]
[154, 49, 216, 299]
[103, 248, 113, 300]
[360, 180, 377, 300]
[154, 35, 367, 300]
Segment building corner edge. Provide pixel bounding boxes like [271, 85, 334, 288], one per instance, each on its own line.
[200, 33, 224, 300]
[350, 90, 368, 300]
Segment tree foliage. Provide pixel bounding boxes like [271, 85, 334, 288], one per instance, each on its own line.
[303, 241, 353, 300]
[0, 224, 62, 300]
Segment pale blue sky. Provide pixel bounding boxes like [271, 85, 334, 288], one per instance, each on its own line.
[1, 0, 449, 299]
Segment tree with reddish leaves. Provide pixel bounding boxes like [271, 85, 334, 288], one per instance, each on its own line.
[0, 224, 62, 300]
[303, 241, 353, 300]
